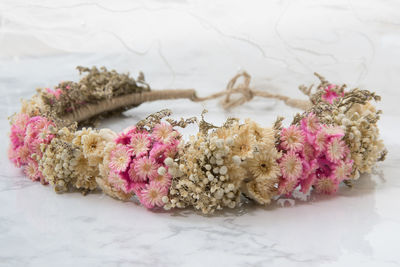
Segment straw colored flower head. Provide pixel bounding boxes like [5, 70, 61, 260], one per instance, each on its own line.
[301, 113, 320, 134]
[72, 128, 91, 147]
[246, 147, 280, 180]
[326, 138, 346, 163]
[280, 125, 304, 152]
[242, 177, 278, 205]
[314, 129, 327, 153]
[152, 171, 172, 188]
[127, 161, 140, 182]
[81, 131, 105, 159]
[215, 126, 235, 140]
[16, 145, 31, 166]
[233, 129, 256, 159]
[152, 122, 175, 143]
[24, 160, 41, 182]
[73, 153, 90, 174]
[99, 142, 116, 178]
[138, 181, 168, 209]
[333, 160, 353, 181]
[243, 119, 275, 145]
[133, 156, 159, 181]
[149, 142, 167, 163]
[109, 145, 131, 173]
[279, 150, 303, 180]
[129, 133, 150, 157]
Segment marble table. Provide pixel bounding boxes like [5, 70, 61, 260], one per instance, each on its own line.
[1, 0, 399, 266]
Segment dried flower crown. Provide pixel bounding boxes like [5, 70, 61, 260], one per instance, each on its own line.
[8, 66, 387, 214]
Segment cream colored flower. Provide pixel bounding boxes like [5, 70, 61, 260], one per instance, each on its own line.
[75, 173, 97, 191]
[243, 119, 275, 145]
[99, 128, 117, 142]
[242, 177, 277, 205]
[246, 147, 281, 180]
[233, 129, 256, 159]
[82, 131, 105, 158]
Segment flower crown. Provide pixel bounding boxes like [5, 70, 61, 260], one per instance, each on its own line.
[8, 66, 387, 214]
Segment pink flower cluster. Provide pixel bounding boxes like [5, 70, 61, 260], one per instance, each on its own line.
[321, 84, 344, 104]
[8, 114, 55, 182]
[45, 88, 63, 100]
[278, 113, 353, 195]
[108, 123, 180, 209]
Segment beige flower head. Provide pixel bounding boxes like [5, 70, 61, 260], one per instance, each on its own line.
[246, 146, 281, 180]
[242, 177, 278, 205]
[81, 131, 106, 159]
[233, 129, 256, 159]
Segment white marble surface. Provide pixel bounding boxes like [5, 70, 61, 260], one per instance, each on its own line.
[1, 0, 400, 266]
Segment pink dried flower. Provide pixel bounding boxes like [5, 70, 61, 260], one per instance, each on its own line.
[109, 145, 131, 172]
[115, 132, 131, 145]
[299, 173, 316, 194]
[149, 142, 168, 164]
[278, 178, 298, 196]
[24, 160, 41, 181]
[164, 139, 180, 159]
[46, 88, 63, 100]
[152, 122, 175, 143]
[137, 181, 168, 209]
[131, 181, 147, 195]
[133, 156, 159, 181]
[108, 171, 129, 193]
[300, 113, 320, 134]
[129, 133, 151, 157]
[10, 126, 25, 149]
[28, 138, 43, 156]
[13, 113, 29, 129]
[302, 142, 316, 162]
[8, 145, 18, 166]
[326, 138, 346, 163]
[127, 161, 142, 182]
[333, 160, 353, 181]
[321, 84, 344, 104]
[25, 116, 54, 143]
[314, 129, 327, 153]
[15, 145, 31, 166]
[125, 126, 138, 136]
[280, 125, 304, 152]
[115, 126, 139, 145]
[279, 150, 303, 180]
[152, 171, 172, 188]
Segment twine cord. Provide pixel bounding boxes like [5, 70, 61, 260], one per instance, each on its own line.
[61, 71, 311, 123]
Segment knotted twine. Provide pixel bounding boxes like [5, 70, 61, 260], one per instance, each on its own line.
[61, 71, 311, 123]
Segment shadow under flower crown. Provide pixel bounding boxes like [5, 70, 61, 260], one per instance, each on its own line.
[8, 66, 387, 214]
